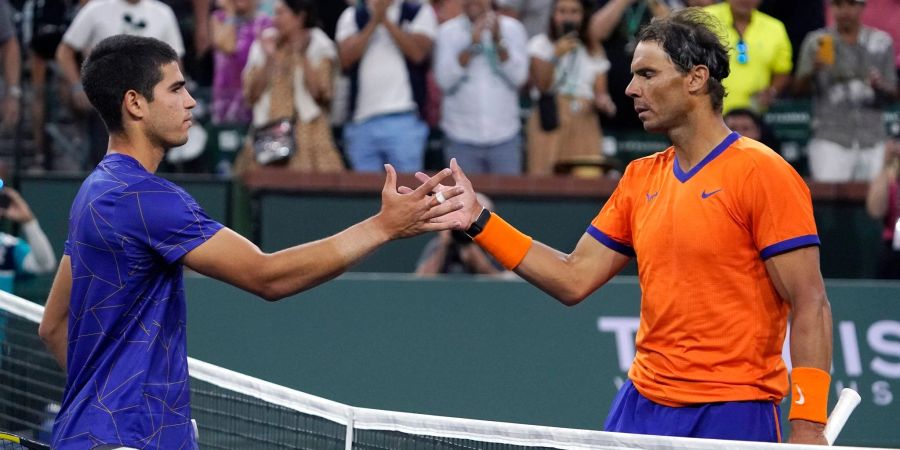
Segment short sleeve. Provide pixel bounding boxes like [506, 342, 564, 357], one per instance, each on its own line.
[62, 2, 100, 51]
[588, 165, 636, 257]
[771, 22, 793, 75]
[117, 180, 225, 264]
[588, 54, 611, 76]
[743, 155, 819, 259]
[527, 34, 554, 61]
[335, 7, 358, 43]
[307, 28, 337, 64]
[408, 4, 438, 39]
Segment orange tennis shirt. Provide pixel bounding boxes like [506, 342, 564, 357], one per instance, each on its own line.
[589, 133, 819, 406]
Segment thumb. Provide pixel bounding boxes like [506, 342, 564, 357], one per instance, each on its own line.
[382, 164, 397, 195]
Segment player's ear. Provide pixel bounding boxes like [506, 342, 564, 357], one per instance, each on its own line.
[687, 65, 710, 97]
[122, 89, 147, 121]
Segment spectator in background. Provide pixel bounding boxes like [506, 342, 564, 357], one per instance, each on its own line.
[591, 0, 670, 132]
[336, 0, 437, 173]
[210, 0, 271, 124]
[434, 0, 529, 175]
[836, 0, 899, 77]
[793, 0, 896, 182]
[27, 0, 74, 170]
[0, 188, 57, 292]
[0, 0, 21, 134]
[416, 192, 507, 275]
[0, 163, 57, 292]
[527, 0, 616, 175]
[496, 0, 553, 38]
[865, 120, 900, 279]
[705, 0, 792, 113]
[724, 107, 780, 153]
[236, 0, 345, 173]
[56, 0, 185, 166]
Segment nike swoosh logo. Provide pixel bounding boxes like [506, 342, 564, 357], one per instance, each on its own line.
[646, 192, 659, 202]
[701, 189, 723, 199]
[795, 385, 806, 405]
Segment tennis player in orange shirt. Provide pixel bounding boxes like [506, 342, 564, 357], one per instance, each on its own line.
[423, 7, 833, 445]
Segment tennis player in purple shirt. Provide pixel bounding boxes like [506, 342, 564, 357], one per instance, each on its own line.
[38, 34, 465, 449]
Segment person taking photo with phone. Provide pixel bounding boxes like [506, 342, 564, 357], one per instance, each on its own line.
[0, 166, 57, 293]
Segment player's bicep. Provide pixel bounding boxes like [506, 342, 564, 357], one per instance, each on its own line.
[569, 232, 632, 288]
[764, 246, 826, 307]
[182, 227, 271, 296]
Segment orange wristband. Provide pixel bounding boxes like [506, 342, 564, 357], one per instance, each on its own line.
[788, 367, 831, 424]
[473, 212, 533, 270]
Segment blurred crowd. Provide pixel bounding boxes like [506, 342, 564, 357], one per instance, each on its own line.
[0, 0, 896, 180]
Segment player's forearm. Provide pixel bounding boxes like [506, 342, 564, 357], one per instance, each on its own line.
[256, 217, 392, 300]
[789, 292, 833, 371]
[514, 242, 596, 306]
[41, 321, 68, 370]
[39, 256, 72, 370]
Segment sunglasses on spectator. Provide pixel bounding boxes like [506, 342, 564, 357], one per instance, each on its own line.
[736, 39, 748, 65]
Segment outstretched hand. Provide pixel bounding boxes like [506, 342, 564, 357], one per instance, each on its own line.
[376, 164, 465, 239]
[407, 159, 483, 231]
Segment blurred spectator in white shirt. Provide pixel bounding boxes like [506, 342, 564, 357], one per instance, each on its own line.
[336, 0, 437, 173]
[434, 0, 529, 174]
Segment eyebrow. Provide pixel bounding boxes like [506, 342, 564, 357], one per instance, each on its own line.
[169, 80, 187, 90]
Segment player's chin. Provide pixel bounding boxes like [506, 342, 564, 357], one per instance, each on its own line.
[166, 134, 190, 148]
[641, 120, 666, 134]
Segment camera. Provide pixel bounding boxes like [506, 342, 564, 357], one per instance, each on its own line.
[561, 21, 579, 36]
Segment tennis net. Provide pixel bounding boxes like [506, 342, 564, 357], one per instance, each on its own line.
[0, 291, 884, 450]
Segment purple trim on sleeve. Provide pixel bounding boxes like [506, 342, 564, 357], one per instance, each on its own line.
[587, 225, 636, 257]
[759, 234, 821, 260]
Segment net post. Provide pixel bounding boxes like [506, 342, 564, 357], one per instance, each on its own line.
[344, 407, 355, 450]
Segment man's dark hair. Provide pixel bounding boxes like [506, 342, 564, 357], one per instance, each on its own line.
[81, 35, 179, 133]
[637, 8, 730, 112]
